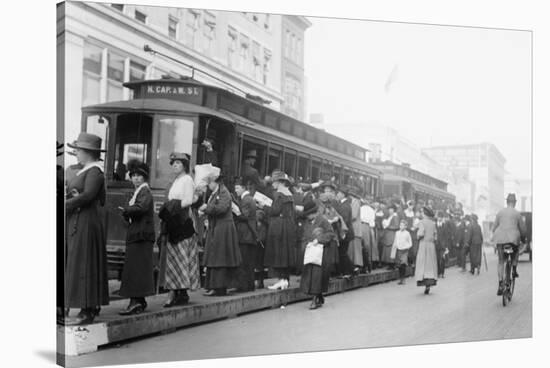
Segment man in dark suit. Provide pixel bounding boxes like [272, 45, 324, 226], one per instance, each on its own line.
[436, 211, 454, 278]
[233, 178, 258, 292]
[454, 216, 465, 268]
[461, 215, 473, 272]
[200, 138, 219, 167]
[241, 150, 264, 193]
[335, 185, 354, 277]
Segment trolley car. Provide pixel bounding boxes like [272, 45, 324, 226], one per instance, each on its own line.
[373, 161, 456, 209]
[79, 76, 383, 279]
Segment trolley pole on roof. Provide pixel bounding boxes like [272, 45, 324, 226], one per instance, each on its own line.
[143, 44, 271, 105]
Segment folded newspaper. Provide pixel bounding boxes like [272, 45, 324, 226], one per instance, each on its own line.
[253, 191, 273, 207]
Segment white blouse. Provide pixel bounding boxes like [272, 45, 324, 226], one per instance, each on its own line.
[168, 174, 195, 207]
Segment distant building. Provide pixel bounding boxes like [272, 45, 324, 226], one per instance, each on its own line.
[308, 113, 325, 129]
[518, 179, 532, 212]
[422, 143, 506, 219]
[281, 15, 312, 120]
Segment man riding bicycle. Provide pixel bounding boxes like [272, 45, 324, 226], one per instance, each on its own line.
[491, 193, 526, 296]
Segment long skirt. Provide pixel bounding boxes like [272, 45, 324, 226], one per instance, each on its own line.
[300, 247, 331, 295]
[164, 235, 200, 291]
[206, 267, 238, 289]
[65, 206, 109, 309]
[347, 237, 364, 267]
[361, 224, 379, 262]
[415, 240, 438, 287]
[119, 241, 155, 298]
[233, 243, 257, 291]
[470, 243, 482, 269]
[380, 244, 394, 264]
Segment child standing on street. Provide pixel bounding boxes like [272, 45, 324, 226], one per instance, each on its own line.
[391, 219, 413, 285]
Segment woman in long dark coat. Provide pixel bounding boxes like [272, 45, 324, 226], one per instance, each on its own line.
[469, 214, 484, 275]
[118, 161, 156, 315]
[64, 133, 109, 325]
[300, 200, 337, 309]
[233, 178, 258, 292]
[199, 171, 242, 296]
[261, 170, 297, 290]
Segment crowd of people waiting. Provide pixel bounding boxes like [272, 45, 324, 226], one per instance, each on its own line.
[59, 134, 487, 326]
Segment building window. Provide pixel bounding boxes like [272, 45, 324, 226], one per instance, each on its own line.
[111, 4, 124, 12]
[168, 16, 179, 39]
[264, 14, 270, 30]
[227, 27, 238, 68]
[263, 48, 271, 85]
[135, 10, 147, 24]
[284, 74, 301, 117]
[284, 30, 291, 57]
[107, 50, 125, 101]
[296, 38, 302, 65]
[239, 34, 250, 74]
[252, 13, 259, 22]
[203, 13, 216, 57]
[82, 43, 103, 106]
[185, 10, 200, 48]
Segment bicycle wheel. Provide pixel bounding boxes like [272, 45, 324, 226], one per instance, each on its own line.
[503, 260, 511, 307]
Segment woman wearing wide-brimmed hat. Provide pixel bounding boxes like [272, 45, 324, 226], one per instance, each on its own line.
[414, 206, 439, 294]
[299, 200, 337, 309]
[158, 152, 201, 307]
[198, 169, 242, 296]
[260, 170, 297, 290]
[118, 160, 156, 315]
[64, 133, 109, 325]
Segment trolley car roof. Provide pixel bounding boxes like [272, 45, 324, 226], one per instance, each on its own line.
[82, 98, 236, 122]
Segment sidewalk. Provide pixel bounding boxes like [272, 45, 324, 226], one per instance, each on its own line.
[57, 266, 409, 360]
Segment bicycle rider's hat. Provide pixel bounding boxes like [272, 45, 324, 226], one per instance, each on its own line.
[506, 193, 517, 203]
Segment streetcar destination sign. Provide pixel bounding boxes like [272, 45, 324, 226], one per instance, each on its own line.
[146, 85, 201, 95]
[135, 82, 204, 104]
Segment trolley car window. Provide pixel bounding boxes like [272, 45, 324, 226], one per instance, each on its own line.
[112, 114, 153, 183]
[283, 149, 297, 178]
[267, 146, 282, 175]
[333, 166, 342, 184]
[311, 158, 321, 181]
[155, 117, 195, 189]
[297, 155, 309, 181]
[85, 115, 109, 171]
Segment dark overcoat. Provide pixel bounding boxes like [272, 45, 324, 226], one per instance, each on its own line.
[65, 166, 109, 308]
[234, 193, 258, 245]
[119, 185, 156, 298]
[469, 222, 484, 268]
[264, 192, 297, 268]
[300, 214, 337, 295]
[203, 185, 242, 268]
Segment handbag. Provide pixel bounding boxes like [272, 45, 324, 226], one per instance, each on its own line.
[303, 241, 324, 266]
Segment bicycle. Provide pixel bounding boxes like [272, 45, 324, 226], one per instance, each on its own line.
[501, 244, 517, 307]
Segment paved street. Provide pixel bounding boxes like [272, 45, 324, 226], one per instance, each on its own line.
[67, 248, 532, 368]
